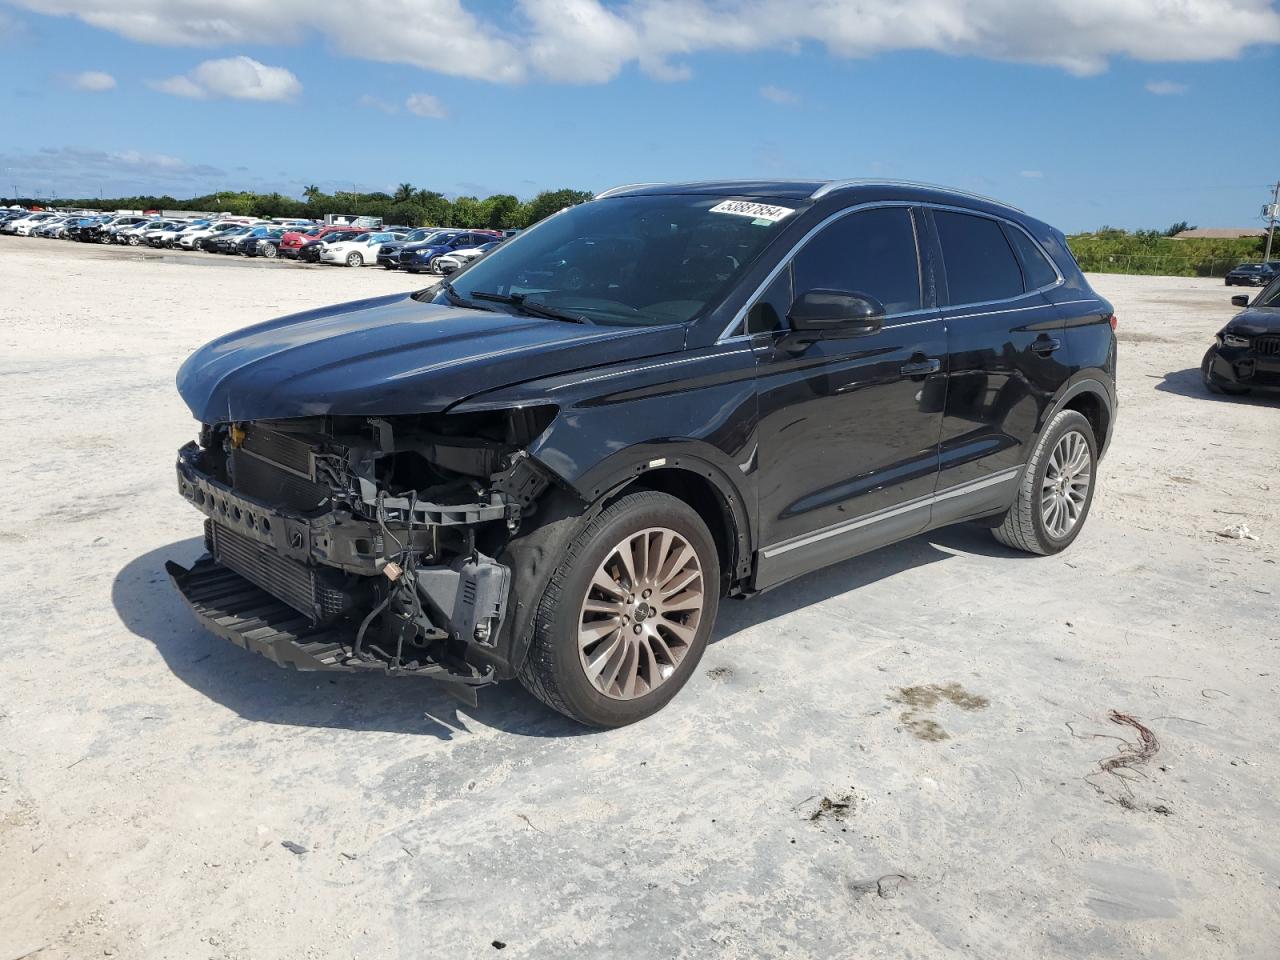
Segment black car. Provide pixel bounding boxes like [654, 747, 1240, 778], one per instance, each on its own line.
[1203, 278, 1280, 395]
[243, 232, 285, 258]
[168, 179, 1117, 727]
[1225, 262, 1280, 286]
[295, 234, 335, 263]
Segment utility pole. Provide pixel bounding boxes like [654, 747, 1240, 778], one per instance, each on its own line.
[1265, 180, 1279, 264]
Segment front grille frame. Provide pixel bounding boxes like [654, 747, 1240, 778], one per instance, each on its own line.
[1254, 336, 1280, 358]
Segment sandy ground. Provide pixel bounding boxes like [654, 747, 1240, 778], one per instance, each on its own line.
[1, 237, 1277, 960]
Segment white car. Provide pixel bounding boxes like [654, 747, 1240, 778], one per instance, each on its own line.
[179, 220, 263, 250]
[146, 221, 204, 247]
[8, 211, 61, 236]
[435, 241, 501, 275]
[116, 219, 167, 245]
[319, 231, 406, 267]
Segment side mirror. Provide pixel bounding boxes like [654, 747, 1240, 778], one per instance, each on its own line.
[1230, 294, 1250, 308]
[788, 290, 886, 337]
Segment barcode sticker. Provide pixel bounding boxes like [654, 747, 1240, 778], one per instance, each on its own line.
[709, 200, 795, 223]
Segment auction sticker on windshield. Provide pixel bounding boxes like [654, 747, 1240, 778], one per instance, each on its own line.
[709, 200, 795, 222]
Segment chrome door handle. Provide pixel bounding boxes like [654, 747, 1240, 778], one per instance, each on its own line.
[900, 358, 941, 377]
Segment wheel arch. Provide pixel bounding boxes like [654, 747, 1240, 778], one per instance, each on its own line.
[1041, 376, 1115, 458]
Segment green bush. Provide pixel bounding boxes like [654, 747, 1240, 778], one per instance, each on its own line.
[1067, 232, 1268, 278]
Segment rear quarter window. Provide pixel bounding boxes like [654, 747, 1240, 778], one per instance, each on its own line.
[1003, 224, 1060, 290]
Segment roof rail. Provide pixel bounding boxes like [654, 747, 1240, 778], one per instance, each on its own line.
[593, 182, 665, 200]
[811, 178, 1025, 213]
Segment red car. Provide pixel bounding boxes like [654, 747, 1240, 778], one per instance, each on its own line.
[279, 225, 366, 258]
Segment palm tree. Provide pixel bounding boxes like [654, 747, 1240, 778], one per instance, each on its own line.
[302, 184, 320, 202]
[393, 182, 415, 204]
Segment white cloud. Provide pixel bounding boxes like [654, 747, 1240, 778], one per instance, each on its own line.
[1019, 170, 1044, 179]
[405, 92, 447, 118]
[65, 70, 116, 91]
[9, 0, 1280, 84]
[760, 84, 799, 105]
[152, 56, 301, 102]
[358, 94, 397, 114]
[1145, 80, 1190, 95]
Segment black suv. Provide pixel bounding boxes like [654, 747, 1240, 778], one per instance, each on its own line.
[168, 180, 1117, 727]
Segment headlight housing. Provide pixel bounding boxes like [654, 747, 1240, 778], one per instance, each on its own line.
[1222, 332, 1250, 348]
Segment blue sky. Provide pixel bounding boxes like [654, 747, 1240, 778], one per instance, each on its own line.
[1, 0, 1277, 232]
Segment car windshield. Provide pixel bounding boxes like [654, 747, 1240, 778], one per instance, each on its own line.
[1237, 264, 1263, 271]
[342, 232, 370, 243]
[442, 194, 802, 327]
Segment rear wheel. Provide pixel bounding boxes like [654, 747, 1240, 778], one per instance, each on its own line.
[345, 251, 364, 267]
[519, 491, 719, 727]
[992, 409, 1097, 556]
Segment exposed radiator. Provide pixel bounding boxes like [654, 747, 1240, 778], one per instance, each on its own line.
[231, 425, 330, 511]
[211, 521, 317, 619]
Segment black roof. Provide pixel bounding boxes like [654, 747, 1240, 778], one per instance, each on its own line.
[597, 179, 1026, 216]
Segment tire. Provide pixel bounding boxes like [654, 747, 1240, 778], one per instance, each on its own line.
[346, 252, 363, 267]
[518, 490, 720, 728]
[992, 409, 1097, 556]
[1202, 347, 1249, 396]
[262, 243, 277, 258]
[382, 263, 395, 270]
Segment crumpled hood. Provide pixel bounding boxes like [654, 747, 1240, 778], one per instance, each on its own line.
[1225, 307, 1280, 337]
[177, 292, 684, 424]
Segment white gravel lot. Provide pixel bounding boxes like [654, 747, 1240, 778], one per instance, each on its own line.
[1, 237, 1277, 959]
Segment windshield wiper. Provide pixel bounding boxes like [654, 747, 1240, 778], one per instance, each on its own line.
[434, 278, 493, 311]
[469, 290, 592, 324]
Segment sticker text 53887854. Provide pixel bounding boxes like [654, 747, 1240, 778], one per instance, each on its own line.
[709, 200, 795, 223]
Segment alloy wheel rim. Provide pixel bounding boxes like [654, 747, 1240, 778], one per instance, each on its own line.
[1041, 430, 1092, 538]
[577, 526, 704, 701]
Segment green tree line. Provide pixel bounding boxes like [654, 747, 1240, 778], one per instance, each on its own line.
[1, 185, 596, 230]
[1067, 223, 1270, 278]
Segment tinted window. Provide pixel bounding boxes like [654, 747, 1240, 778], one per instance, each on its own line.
[934, 210, 1024, 305]
[1004, 225, 1059, 290]
[792, 207, 921, 315]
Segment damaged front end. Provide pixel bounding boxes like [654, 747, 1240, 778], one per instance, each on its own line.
[166, 408, 557, 702]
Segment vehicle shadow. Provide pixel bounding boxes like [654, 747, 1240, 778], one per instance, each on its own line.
[1154, 367, 1280, 406]
[114, 525, 1017, 739]
[112, 538, 590, 741]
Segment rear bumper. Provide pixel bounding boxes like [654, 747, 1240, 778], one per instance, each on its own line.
[166, 557, 492, 701]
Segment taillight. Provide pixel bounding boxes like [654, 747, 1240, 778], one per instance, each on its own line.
[1109, 314, 1118, 330]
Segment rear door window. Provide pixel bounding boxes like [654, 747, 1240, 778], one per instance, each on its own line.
[792, 206, 922, 315]
[933, 210, 1024, 305]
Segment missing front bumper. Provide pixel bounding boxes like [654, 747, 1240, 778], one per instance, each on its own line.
[166, 556, 494, 704]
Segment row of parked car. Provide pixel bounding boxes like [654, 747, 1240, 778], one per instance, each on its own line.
[0, 207, 511, 275]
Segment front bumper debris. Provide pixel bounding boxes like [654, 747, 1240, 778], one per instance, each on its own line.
[167, 556, 494, 703]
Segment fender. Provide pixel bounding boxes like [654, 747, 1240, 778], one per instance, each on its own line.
[1039, 372, 1117, 458]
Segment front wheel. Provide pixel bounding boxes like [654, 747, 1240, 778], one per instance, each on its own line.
[519, 491, 720, 727]
[992, 409, 1097, 556]
[345, 251, 364, 267]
